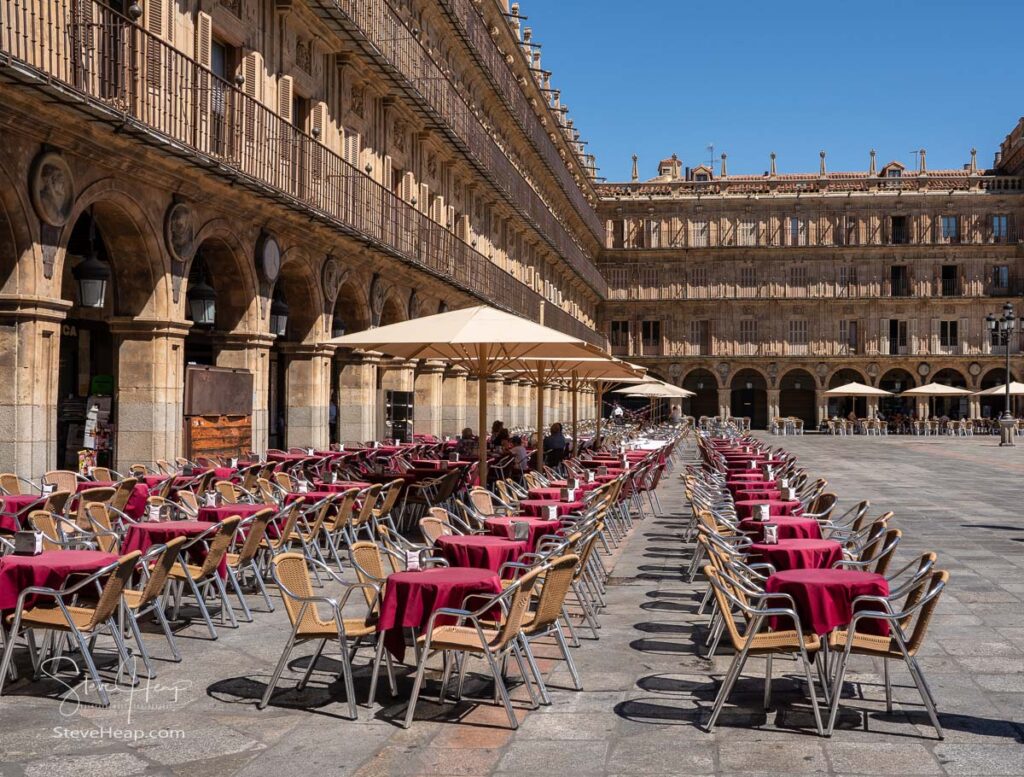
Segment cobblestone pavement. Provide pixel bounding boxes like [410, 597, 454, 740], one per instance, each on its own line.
[1, 435, 1023, 775]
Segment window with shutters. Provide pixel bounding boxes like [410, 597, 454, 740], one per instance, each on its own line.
[941, 215, 960, 243]
[788, 319, 808, 354]
[838, 265, 857, 296]
[639, 266, 658, 298]
[343, 128, 360, 166]
[838, 320, 859, 355]
[690, 265, 708, 296]
[789, 265, 808, 288]
[690, 320, 710, 355]
[737, 220, 757, 246]
[609, 321, 630, 354]
[641, 320, 662, 355]
[992, 264, 1010, 292]
[242, 52, 264, 146]
[145, 0, 164, 90]
[738, 319, 757, 355]
[992, 214, 1009, 242]
[607, 266, 628, 298]
[739, 265, 756, 294]
[842, 215, 858, 246]
[690, 220, 709, 247]
[889, 320, 908, 355]
[789, 217, 806, 246]
[939, 320, 959, 350]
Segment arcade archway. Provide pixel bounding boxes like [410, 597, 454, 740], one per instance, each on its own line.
[730, 369, 768, 428]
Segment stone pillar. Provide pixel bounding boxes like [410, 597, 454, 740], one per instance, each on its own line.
[379, 358, 416, 441]
[486, 376, 506, 430]
[110, 318, 190, 470]
[214, 332, 274, 454]
[815, 389, 828, 425]
[0, 299, 68, 476]
[505, 379, 521, 429]
[413, 360, 446, 438]
[968, 396, 981, 420]
[866, 397, 880, 419]
[336, 351, 380, 443]
[464, 375, 480, 436]
[441, 366, 467, 435]
[916, 398, 929, 420]
[278, 343, 332, 450]
[766, 389, 780, 425]
[717, 388, 731, 420]
[519, 380, 533, 431]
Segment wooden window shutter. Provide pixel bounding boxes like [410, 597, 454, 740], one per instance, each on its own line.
[877, 318, 888, 356]
[959, 317, 970, 353]
[145, 0, 164, 89]
[310, 101, 328, 182]
[194, 13, 212, 149]
[930, 318, 939, 353]
[277, 75, 293, 123]
[242, 52, 264, 146]
[419, 183, 429, 213]
[195, 13, 212, 67]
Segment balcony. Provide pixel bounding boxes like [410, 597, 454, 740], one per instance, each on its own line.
[307, 0, 607, 296]
[0, 0, 603, 346]
[940, 278, 961, 297]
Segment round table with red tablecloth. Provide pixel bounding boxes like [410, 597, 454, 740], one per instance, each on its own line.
[726, 479, 776, 495]
[738, 515, 822, 542]
[748, 538, 843, 572]
[0, 549, 118, 611]
[545, 480, 598, 493]
[733, 499, 802, 520]
[517, 499, 586, 518]
[377, 567, 501, 661]
[313, 480, 372, 492]
[484, 515, 563, 552]
[196, 503, 277, 523]
[122, 521, 227, 577]
[78, 481, 149, 519]
[735, 488, 782, 501]
[433, 534, 527, 576]
[0, 494, 43, 533]
[527, 487, 591, 501]
[765, 568, 890, 636]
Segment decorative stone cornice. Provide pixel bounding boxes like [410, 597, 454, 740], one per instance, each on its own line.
[107, 317, 193, 339]
[0, 295, 73, 323]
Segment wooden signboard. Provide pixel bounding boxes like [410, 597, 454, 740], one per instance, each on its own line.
[184, 366, 254, 459]
[186, 414, 252, 460]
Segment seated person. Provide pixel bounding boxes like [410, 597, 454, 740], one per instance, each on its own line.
[454, 427, 477, 458]
[543, 422, 569, 466]
[508, 435, 530, 472]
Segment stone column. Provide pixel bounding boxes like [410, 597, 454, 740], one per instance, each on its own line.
[815, 389, 828, 425]
[766, 389, 780, 425]
[413, 360, 446, 438]
[110, 318, 190, 470]
[441, 366, 467, 436]
[866, 397, 880, 419]
[519, 380, 533, 432]
[0, 298, 69, 476]
[464, 375, 480, 436]
[379, 358, 416, 441]
[486, 376, 506, 430]
[214, 332, 275, 453]
[968, 396, 981, 420]
[505, 379, 521, 429]
[336, 351, 380, 443]
[717, 388, 731, 420]
[278, 343, 332, 450]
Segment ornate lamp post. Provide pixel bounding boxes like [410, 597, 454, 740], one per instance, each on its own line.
[986, 302, 1017, 446]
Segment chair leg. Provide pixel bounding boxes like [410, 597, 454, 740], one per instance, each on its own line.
[213, 574, 239, 629]
[763, 654, 773, 710]
[798, 648, 825, 736]
[512, 639, 543, 708]
[125, 610, 156, 679]
[259, 634, 297, 709]
[483, 648, 519, 730]
[402, 643, 432, 728]
[151, 597, 182, 661]
[906, 656, 944, 739]
[367, 635, 386, 706]
[251, 561, 275, 612]
[227, 567, 254, 623]
[554, 622, 582, 691]
[705, 648, 749, 732]
[297, 638, 328, 690]
[884, 657, 892, 713]
[71, 627, 111, 708]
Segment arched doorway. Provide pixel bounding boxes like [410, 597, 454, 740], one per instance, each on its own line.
[878, 368, 916, 418]
[979, 367, 1017, 419]
[682, 368, 718, 419]
[931, 368, 968, 419]
[827, 368, 868, 419]
[730, 369, 768, 428]
[328, 280, 371, 445]
[778, 369, 816, 426]
[377, 295, 413, 442]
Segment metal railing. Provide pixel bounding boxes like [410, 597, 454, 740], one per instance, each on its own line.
[308, 0, 607, 294]
[0, 0, 604, 346]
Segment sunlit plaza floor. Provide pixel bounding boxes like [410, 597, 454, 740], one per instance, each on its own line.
[2, 434, 1023, 776]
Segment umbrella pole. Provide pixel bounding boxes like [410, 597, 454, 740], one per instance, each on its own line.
[594, 380, 604, 451]
[478, 371, 488, 486]
[536, 380, 544, 472]
[571, 378, 578, 457]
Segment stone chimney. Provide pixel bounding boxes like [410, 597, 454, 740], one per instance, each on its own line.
[631, 154, 639, 182]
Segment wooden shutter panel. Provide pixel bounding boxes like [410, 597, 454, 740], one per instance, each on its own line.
[907, 319, 917, 355]
[277, 75, 293, 122]
[277, 76, 294, 187]
[877, 318, 888, 356]
[145, 0, 164, 89]
[194, 13, 212, 150]
[310, 100, 327, 185]
[930, 318, 939, 354]
[242, 52, 264, 149]
[959, 317, 970, 354]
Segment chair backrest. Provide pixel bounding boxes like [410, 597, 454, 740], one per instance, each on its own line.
[268, 499, 303, 550]
[85, 502, 119, 553]
[0, 473, 22, 495]
[325, 488, 360, 532]
[86, 551, 143, 628]
[75, 487, 116, 528]
[91, 467, 115, 482]
[869, 528, 902, 575]
[351, 484, 382, 529]
[469, 487, 495, 516]
[41, 490, 71, 516]
[43, 470, 79, 493]
[528, 553, 579, 630]
[134, 536, 189, 606]
[110, 478, 139, 512]
[904, 570, 949, 653]
[808, 492, 838, 519]
[274, 471, 294, 491]
[214, 480, 239, 504]
[232, 508, 277, 567]
[29, 510, 65, 550]
[197, 516, 241, 578]
[419, 514, 452, 545]
[350, 540, 389, 609]
[374, 479, 405, 517]
[272, 552, 330, 633]
[494, 564, 544, 646]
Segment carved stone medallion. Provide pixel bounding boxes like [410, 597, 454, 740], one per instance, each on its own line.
[164, 202, 195, 264]
[29, 150, 74, 228]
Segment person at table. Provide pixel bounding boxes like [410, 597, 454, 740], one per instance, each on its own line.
[543, 423, 569, 466]
[611, 403, 624, 426]
[455, 427, 477, 458]
[509, 435, 530, 473]
[489, 421, 510, 454]
[670, 405, 682, 425]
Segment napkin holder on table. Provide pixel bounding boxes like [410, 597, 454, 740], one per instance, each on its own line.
[779, 478, 789, 490]
[560, 488, 576, 502]
[585, 471, 595, 483]
[543, 505, 558, 521]
[41, 483, 55, 496]
[405, 550, 421, 571]
[782, 486, 797, 501]
[568, 477, 581, 490]
[755, 504, 771, 522]
[13, 531, 43, 555]
[147, 503, 164, 522]
[511, 520, 530, 541]
[597, 466, 608, 477]
[763, 523, 779, 544]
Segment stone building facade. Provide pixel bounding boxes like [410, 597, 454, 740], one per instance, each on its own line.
[0, 0, 601, 474]
[597, 136, 1024, 428]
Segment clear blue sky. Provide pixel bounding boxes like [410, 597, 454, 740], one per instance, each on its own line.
[523, 0, 1024, 181]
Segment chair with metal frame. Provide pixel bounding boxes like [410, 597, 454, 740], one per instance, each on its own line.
[166, 516, 242, 639]
[224, 508, 278, 620]
[122, 537, 189, 677]
[258, 552, 395, 717]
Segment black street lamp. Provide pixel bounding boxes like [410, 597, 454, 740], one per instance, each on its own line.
[270, 295, 290, 337]
[986, 302, 1017, 446]
[71, 219, 111, 309]
[331, 316, 347, 339]
[187, 274, 217, 327]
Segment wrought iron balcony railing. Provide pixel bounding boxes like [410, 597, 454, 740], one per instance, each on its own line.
[308, 0, 607, 295]
[0, 0, 604, 346]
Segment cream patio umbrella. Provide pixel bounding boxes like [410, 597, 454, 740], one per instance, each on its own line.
[326, 305, 604, 482]
[823, 381, 893, 397]
[901, 382, 973, 419]
[614, 381, 696, 424]
[501, 356, 643, 468]
[973, 381, 1024, 395]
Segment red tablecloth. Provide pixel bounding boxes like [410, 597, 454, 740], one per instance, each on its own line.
[735, 488, 782, 501]
[266, 452, 312, 464]
[0, 494, 42, 533]
[283, 490, 339, 505]
[518, 499, 586, 518]
[377, 567, 501, 660]
[0, 549, 119, 611]
[313, 480, 372, 492]
[433, 534, 527, 575]
[527, 487, 591, 501]
[766, 568, 890, 636]
[78, 481, 149, 519]
[484, 516, 563, 552]
[749, 539, 843, 572]
[728, 473, 766, 481]
[738, 515, 822, 542]
[122, 521, 227, 578]
[546, 480, 598, 492]
[196, 503, 276, 523]
[734, 499, 802, 520]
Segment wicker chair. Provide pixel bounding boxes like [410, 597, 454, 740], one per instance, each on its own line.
[224, 508, 278, 621]
[123, 537, 189, 676]
[402, 563, 546, 729]
[418, 514, 454, 545]
[826, 570, 949, 737]
[0, 552, 141, 707]
[166, 516, 242, 639]
[42, 470, 81, 494]
[259, 552, 394, 716]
